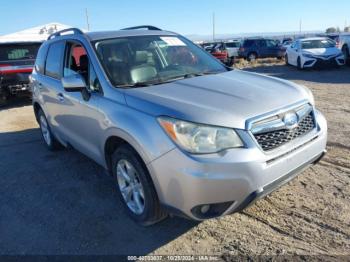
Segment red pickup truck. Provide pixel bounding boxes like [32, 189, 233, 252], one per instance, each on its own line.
[0, 42, 41, 105]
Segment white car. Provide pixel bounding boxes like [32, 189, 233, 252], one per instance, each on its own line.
[285, 37, 345, 69]
[225, 40, 241, 57]
[338, 33, 350, 64]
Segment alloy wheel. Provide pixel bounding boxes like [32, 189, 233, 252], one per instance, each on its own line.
[40, 115, 51, 146]
[116, 159, 145, 215]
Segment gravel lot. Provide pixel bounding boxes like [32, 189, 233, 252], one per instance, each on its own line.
[0, 64, 349, 259]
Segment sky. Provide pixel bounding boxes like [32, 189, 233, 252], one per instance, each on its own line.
[0, 0, 349, 36]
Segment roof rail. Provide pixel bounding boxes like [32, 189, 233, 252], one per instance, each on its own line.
[121, 25, 162, 31]
[47, 28, 84, 40]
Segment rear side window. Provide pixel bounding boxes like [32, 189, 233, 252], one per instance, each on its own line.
[35, 44, 49, 74]
[45, 41, 65, 79]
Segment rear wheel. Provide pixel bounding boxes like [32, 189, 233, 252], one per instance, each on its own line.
[37, 109, 61, 150]
[226, 56, 234, 67]
[112, 144, 167, 226]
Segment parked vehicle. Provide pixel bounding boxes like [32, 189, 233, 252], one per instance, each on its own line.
[338, 33, 350, 65]
[209, 40, 240, 66]
[282, 38, 293, 49]
[32, 26, 327, 225]
[201, 42, 217, 52]
[282, 37, 293, 45]
[238, 38, 286, 61]
[285, 37, 345, 69]
[0, 42, 41, 105]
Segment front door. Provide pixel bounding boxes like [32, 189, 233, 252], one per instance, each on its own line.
[59, 41, 105, 162]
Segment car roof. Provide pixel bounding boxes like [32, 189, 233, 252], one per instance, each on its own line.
[85, 29, 177, 41]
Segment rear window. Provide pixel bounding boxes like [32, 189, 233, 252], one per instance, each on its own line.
[0, 43, 41, 61]
[226, 42, 240, 48]
[35, 44, 49, 74]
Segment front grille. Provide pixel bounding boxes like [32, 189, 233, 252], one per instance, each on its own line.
[314, 58, 337, 68]
[253, 112, 315, 151]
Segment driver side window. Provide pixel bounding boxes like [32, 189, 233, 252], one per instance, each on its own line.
[64, 42, 101, 92]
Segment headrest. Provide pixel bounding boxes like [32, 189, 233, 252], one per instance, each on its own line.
[135, 51, 148, 64]
[79, 55, 88, 70]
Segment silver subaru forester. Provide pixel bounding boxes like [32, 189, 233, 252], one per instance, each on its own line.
[31, 26, 327, 225]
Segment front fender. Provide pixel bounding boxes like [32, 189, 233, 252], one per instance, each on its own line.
[99, 105, 175, 168]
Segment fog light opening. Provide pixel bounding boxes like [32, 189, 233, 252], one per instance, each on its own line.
[200, 204, 210, 214]
[191, 201, 234, 219]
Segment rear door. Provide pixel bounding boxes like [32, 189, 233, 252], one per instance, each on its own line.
[35, 40, 67, 142]
[265, 39, 281, 57]
[288, 41, 299, 65]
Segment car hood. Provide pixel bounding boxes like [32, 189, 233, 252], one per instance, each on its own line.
[124, 70, 310, 129]
[303, 47, 341, 56]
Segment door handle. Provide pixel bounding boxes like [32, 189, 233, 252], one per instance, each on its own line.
[57, 93, 65, 102]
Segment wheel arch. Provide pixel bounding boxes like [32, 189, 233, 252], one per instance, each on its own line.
[33, 101, 43, 123]
[103, 128, 152, 173]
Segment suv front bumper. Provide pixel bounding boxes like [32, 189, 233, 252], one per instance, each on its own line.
[147, 110, 327, 220]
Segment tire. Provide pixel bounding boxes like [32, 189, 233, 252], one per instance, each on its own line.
[226, 56, 234, 67]
[285, 54, 289, 65]
[37, 109, 61, 150]
[277, 56, 283, 60]
[0, 94, 7, 107]
[111, 144, 167, 226]
[297, 57, 303, 70]
[247, 52, 257, 62]
[342, 45, 349, 65]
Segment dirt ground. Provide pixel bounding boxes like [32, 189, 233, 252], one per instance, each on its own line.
[0, 64, 349, 259]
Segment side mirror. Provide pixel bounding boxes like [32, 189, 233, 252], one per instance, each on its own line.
[62, 74, 86, 92]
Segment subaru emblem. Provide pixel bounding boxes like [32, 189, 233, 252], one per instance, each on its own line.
[283, 112, 298, 129]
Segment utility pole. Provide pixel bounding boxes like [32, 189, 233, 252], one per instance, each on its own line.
[85, 8, 90, 31]
[212, 12, 215, 41]
[299, 18, 302, 36]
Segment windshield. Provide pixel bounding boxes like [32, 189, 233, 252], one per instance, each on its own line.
[94, 35, 227, 87]
[0, 43, 41, 61]
[301, 39, 335, 49]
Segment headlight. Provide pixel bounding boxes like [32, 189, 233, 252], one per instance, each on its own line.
[302, 53, 314, 58]
[158, 117, 244, 154]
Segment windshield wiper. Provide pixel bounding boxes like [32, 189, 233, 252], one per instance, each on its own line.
[118, 80, 167, 88]
[168, 71, 220, 81]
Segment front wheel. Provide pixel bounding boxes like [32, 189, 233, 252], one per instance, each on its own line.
[342, 46, 349, 65]
[285, 54, 289, 65]
[297, 57, 303, 70]
[112, 144, 167, 226]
